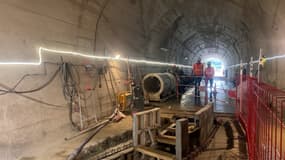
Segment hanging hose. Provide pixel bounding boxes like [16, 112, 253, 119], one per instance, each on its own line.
[67, 120, 110, 160]
[61, 63, 81, 130]
[0, 62, 90, 128]
[66, 108, 126, 160]
[68, 99, 81, 131]
[0, 64, 61, 94]
[0, 64, 66, 108]
[61, 63, 79, 100]
[14, 66, 61, 94]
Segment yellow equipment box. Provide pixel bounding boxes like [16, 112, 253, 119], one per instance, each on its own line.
[117, 92, 132, 111]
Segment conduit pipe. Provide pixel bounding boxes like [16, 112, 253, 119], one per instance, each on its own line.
[142, 73, 176, 102]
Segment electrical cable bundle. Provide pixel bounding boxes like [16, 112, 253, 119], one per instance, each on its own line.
[0, 60, 117, 131]
[0, 62, 83, 130]
[0, 64, 60, 95]
[61, 63, 79, 101]
[0, 65, 65, 109]
[60, 63, 81, 130]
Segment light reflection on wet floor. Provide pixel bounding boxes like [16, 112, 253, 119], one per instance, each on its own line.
[180, 79, 235, 114]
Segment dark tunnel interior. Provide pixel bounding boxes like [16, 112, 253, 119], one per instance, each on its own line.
[143, 76, 161, 93]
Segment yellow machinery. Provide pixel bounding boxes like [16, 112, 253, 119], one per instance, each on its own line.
[117, 91, 132, 111]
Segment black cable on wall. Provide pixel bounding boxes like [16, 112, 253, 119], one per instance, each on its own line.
[93, 0, 112, 52]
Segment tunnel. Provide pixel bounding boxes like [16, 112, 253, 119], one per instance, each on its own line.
[0, 0, 285, 160]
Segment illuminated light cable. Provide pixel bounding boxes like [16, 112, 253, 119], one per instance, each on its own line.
[265, 54, 285, 61]
[226, 54, 285, 69]
[0, 47, 42, 65]
[0, 47, 193, 69]
[227, 62, 248, 69]
[114, 54, 121, 59]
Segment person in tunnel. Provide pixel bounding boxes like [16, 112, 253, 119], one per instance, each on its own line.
[205, 61, 215, 89]
[192, 57, 204, 97]
[205, 62, 215, 101]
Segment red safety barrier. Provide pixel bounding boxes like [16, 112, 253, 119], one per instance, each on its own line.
[228, 89, 237, 99]
[236, 76, 285, 160]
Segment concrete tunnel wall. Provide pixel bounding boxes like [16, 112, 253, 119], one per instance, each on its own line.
[0, 0, 168, 159]
[1, 0, 285, 159]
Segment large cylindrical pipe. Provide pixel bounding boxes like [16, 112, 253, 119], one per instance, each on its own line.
[142, 73, 176, 101]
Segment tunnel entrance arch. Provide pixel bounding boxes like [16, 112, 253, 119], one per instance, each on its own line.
[204, 57, 225, 77]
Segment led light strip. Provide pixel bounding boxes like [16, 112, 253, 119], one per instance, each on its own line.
[0, 47, 42, 65]
[0, 47, 192, 68]
[227, 62, 248, 69]
[226, 54, 285, 69]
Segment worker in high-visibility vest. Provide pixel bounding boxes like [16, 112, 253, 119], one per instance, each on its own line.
[192, 57, 204, 97]
[205, 62, 215, 89]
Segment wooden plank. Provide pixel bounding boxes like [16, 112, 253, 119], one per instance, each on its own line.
[195, 104, 214, 145]
[147, 128, 155, 146]
[160, 112, 196, 119]
[133, 115, 139, 146]
[140, 114, 146, 145]
[156, 136, 176, 145]
[156, 109, 161, 126]
[134, 108, 160, 116]
[159, 133, 176, 140]
[194, 103, 212, 115]
[150, 111, 154, 127]
[176, 118, 189, 160]
[136, 146, 175, 160]
[166, 127, 176, 133]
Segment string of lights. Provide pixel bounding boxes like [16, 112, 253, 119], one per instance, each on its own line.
[226, 54, 285, 69]
[0, 47, 193, 69]
[2, 47, 285, 70]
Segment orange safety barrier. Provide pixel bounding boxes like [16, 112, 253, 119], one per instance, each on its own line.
[236, 76, 285, 160]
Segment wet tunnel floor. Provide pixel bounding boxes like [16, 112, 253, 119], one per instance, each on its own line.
[213, 79, 236, 114]
[152, 78, 236, 114]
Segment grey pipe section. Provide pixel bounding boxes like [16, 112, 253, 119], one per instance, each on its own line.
[142, 73, 176, 101]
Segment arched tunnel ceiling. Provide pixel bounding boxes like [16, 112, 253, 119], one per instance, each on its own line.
[149, 0, 253, 66]
[174, 20, 248, 65]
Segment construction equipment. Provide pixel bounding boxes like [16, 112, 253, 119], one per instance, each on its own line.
[142, 73, 176, 102]
[132, 104, 215, 160]
[117, 91, 132, 111]
[132, 84, 144, 111]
